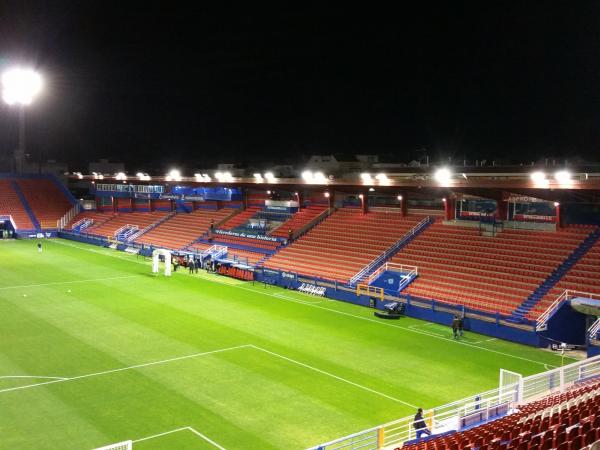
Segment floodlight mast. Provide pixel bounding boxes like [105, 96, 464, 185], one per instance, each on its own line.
[1, 67, 43, 174]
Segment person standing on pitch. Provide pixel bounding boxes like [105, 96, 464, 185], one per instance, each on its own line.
[413, 408, 431, 440]
[458, 315, 464, 337]
[37, 241, 42, 253]
[188, 258, 195, 274]
[452, 315, 461, 339]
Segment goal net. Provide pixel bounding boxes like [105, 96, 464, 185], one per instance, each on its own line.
[93, 440, 132, 450]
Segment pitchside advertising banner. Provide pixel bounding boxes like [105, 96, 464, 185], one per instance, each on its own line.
[213, 229, 283, 242]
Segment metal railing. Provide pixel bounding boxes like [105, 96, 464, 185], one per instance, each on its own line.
[366, 263, 418, 287]
[56, 203, 81, 230]
[349, 216, 431, 286]
[309, 355, 600, 450]
[589, 318, 600, 341]
[292, 207, 335, 241]
[537, 290, 600, 331]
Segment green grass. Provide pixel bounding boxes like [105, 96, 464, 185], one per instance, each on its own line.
[0, 239, 574, 450]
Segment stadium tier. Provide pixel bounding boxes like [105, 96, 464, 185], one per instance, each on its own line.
[15, 178, 72, 228]
[0, 179, 35, 229]
[134, 208, 233, 249]
[84, 211, 169, 238]
[393, 224, 593, 316]
[263, 208, 427, 283]
[219, 206, 262, 229]
[210, 233, 282, 251]
[400, 379, 600, 450]
[270, 204, 328, 237]
[527, 236, 600, 320]
[189, 241, 269, 265]
[65, 211, 115, 229]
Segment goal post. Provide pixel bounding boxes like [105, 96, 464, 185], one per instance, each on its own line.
[93, 440, 132, 450]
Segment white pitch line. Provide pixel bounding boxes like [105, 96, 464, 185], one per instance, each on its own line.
[51, 239, 568, 367]
[244, 287, 560, 368]
[249, 345, 418, 409]
[0, 345, 251, 395]
[133, 426, 226, 449]
[0, 375, 68, 381]
[0, 275, 141, 291]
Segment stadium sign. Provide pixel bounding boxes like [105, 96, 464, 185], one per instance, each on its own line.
[159, 194, 180, 200]
[183, 195, 204, 202]
[281, 271, 297, 280]
[213, 229, 280, 242]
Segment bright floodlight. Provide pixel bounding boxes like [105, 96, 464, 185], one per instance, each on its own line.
[301, 170, 313, 182]
[397, 195, 403, 201]
[115, 172, 127, 181]
[2, 67, 43, 105]
[264, 172, 275, 181]
[313, 171, 327, 182]
[434, 168, 452, 184]
[166, 169, 182, 182]
[253, 173, 263, 181]
[324, 192, 330, 198]
[530, 171, 546, 183]
[555, 170, 571, 184]
[360, 173, 373, 183]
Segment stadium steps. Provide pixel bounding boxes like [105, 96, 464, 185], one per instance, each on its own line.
[350, 216, 433, 286]
[10, 180, 41, 230]
[510, 227, 600, 322]
[263, 208, 426, 283]
[269, 204, 328, 238]
[135, 208, 234, 250]
[0, 180, 35, 230]
[219, 206, 262, 230]
[16, 178, 73, 229]
[394, 224, 590, 317]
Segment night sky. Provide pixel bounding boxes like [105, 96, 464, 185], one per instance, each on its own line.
[1, 2, 599, 171]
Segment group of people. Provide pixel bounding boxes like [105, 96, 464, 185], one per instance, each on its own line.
[171, 255, 222, 275]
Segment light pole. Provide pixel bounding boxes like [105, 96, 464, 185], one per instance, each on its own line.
[2, 67, 43, 174]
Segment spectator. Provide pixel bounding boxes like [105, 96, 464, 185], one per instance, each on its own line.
[413, 408, 431, 440]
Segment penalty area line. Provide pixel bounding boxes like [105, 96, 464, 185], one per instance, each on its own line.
[0, 345, 251, 395]
[133, 426, 226, 449]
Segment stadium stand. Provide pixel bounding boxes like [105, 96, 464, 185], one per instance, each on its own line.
[527, 236, 600, 320]
[219, 206, 262, 230]
[270, 204, 328, 237]
[395, 224, 592, 316]
[263, 208, 427, 283]
[135, 208, 232, 249]
[86, 211, 168, 238]
[400, 378, 600, 450]
[16, 178, 72, 228]
[189, 241, 269, 265]
[0, 179, 35, 229]
[65, 211, 115, 231]
[209, 233, 282, 251]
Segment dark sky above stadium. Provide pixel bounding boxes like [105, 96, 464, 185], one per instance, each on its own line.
[1, 2, 599, 170]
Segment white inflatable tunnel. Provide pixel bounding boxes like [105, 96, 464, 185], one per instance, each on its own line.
[152, 249, 172, 276]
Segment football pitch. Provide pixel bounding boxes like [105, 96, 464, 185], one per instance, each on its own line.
[0, 239, 574, 450]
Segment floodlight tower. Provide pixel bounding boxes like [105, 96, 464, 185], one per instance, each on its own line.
[1, 67, 43, 173]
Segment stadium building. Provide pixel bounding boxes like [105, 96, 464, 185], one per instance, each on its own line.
[1, 166, 599, 449]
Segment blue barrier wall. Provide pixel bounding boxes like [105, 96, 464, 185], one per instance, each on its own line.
[539, 301, 588, 346]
